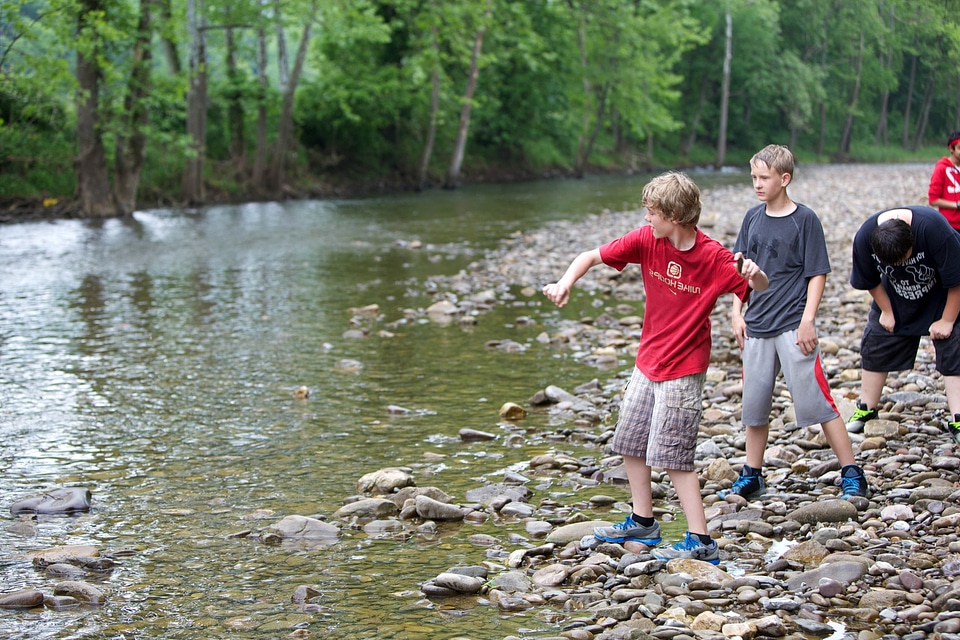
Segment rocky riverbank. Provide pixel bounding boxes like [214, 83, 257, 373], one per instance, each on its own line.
[399, 163, 960, 639]
[6, 163, 957, 640]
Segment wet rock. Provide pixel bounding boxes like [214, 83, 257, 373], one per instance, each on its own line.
[263, 515, 340, 541]
[499, 402, 527, 420]
[414, 495, 465, 521]
[0, 589, 44, 609]
[787, 499, 858, 524]
[333, 498, 399, 520]
[459, 428, 497, 441]
[10, 487, 92, 514]
[53, 581, 105, 604]
[433, 572, 483, 594]
[356, 468, 415, 494]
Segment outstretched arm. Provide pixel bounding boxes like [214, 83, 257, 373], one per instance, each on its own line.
[542, 249, 603, 307]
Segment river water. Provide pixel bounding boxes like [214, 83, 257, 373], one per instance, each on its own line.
[0, 171, 744, 639]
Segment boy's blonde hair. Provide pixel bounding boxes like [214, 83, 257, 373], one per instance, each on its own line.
[751, 144, 795, 177]
[641, 171, 701, 226]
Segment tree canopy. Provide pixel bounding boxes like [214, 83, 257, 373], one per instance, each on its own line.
[1, 0, 959, 216]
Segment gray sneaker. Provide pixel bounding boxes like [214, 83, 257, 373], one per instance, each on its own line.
[651, 531, 719, 565]
[593, 515, 662, 545]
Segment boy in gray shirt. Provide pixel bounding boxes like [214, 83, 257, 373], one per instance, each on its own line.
[721, 145, 868, 501]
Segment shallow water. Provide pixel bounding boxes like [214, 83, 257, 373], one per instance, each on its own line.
[0, 171, 744, 639]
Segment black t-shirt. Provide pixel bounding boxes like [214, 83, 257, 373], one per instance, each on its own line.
[850, 206, 960, 335]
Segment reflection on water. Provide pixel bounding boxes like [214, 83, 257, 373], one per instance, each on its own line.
[0, 172, 745, 639]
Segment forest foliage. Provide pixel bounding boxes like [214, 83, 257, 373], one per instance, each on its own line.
[1, 0, 959, 217]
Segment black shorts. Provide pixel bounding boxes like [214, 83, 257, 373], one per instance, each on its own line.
[860, 320, 960, 376]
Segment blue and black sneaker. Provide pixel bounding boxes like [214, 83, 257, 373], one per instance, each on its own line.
[717, 464, 765, 500]
[840, 464, 869, 499]
[593, 515, 662, 545]
[652, 531, 720, 565]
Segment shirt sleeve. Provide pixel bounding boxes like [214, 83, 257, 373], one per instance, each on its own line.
[850, 221, 880, 291]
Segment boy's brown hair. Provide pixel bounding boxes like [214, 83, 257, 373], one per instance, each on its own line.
[751, 144, 795, 178]
[642, 171, 701, 226]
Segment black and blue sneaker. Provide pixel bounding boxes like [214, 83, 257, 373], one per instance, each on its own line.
[593, 515, 662, 545]
[652, 531, 720, 565]
[840, 464, 869, 499]
[717, 464, 765, 499]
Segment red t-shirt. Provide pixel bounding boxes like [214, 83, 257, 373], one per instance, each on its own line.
[927, 156, 960, 230]
[600, 226, 751, 381]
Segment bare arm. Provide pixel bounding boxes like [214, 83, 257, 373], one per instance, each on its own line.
[869, 283, 896, 332]
[542, 249, 603, 307]
[931, 286, 960, 339]
[796, 274, 826, 356]
[731, 294, 747, 349]
[736, 252, 769, 292]
[930, 197, 960, 212]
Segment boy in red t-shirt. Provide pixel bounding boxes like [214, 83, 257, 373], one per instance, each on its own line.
[543, 171, 768, 564]
[927, 129, 960, 232]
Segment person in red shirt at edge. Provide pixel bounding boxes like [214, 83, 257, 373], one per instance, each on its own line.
[542, 171, 769, 565]
[927, 129, 960, 233]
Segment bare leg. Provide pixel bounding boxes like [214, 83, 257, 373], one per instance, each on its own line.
[623, 455, 653, 517]
[821, 416, 856, 466]
[944, 375, 960, 418]
[858, 370, 888, 408]
[666, 468, 707, 535]
[744, 424, 769, 469]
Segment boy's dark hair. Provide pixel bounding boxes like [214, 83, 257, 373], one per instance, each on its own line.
[948, 130, 960, 149]
[871, 219, 914, 266]
[642, 171, 701, 226]
[751, 144, 795, 178]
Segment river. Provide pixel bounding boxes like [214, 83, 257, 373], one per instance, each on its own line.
[0, 170, 745, 639]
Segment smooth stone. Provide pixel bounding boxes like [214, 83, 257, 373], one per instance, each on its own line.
[0, 589, 44, 609]
[10, 488, 92, 514]
[53, 581, 105, 604]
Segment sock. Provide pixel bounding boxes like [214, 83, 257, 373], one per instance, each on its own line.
[632, 514, 655, 527]
[954, 413, 960, 423]
[841, 464, 862, 478]
[693, 532, 713, 545]
[742, 464, 761, 476]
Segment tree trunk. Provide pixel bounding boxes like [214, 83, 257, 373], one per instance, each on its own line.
[158, 0, 181, 74]
[681, 73, 708, 157]
[874, 3, 894, 144]
[183, 0, 207, 205]
[225, 27, 246, 176]
[75, 0, 115, 217]
[901, 54, 916, 148]
[816, 29, 827, 156]
[252, 21, 269, 191]
[444, 2, 490, 189]
[714, 12, 732, 170]
[113, 0, 154, 215]
[912, 72, 935, 151]
[573, 3, 592, 178]
[418, 22, 440, 190]
[956, 75, 960, 131]
[270, 2, 316, 194]
[574, 81, 609, 178]
[838, 31, 864, 160]
[274, 0, 289, 92]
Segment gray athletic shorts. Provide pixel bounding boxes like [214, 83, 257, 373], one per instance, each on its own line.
[612, 367, 705, 472]
[741, 329, 839, 428]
